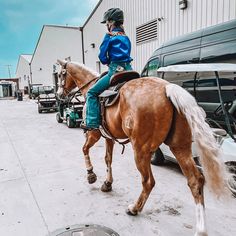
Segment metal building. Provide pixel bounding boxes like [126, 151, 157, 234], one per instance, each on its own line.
[0, 80, 17, 98]
[83, 0, 236, 73]
[30, 25, 83, 86]
[15, 0, 236, 86]
[16, 54, 32, 90]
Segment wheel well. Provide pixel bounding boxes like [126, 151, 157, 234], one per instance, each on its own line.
[225, 161, 236, 174]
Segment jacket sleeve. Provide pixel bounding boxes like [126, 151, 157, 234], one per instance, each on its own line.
[98, 34, 110, 65]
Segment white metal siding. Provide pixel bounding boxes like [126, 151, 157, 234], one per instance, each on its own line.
[83, 0, 236, 73]
[16, 56, 31, 90]
[31, 26, 83, 85]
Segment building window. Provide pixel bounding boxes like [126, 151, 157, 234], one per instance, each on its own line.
[136, 19, 158, 45]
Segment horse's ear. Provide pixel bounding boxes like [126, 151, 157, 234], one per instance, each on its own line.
[57, 59, 66, 66]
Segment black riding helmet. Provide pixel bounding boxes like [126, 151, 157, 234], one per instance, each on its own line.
[101, 8, 124, 24]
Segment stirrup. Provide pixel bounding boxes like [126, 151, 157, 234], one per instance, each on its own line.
[80, 122, 99, 131]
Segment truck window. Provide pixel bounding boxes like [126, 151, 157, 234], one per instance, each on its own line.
[147, 58, 159, 76]
[141, 64, 148, 77]
[200, 40, 236, 63]
[196, 76, 236, 103]
[182, 75, 235, 103]
[163, 48, 200, 66]
[202, 28, 236, 45]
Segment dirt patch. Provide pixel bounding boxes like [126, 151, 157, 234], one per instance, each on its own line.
[162, 205, 181, 216]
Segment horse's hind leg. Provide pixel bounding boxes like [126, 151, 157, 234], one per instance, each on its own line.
[126, 149, 155, 216]
[170, 145, 207, 236]
[82, 130, 101, 184]
[101, 138, 114, 192]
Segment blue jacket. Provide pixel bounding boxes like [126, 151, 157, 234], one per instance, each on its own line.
[98, 28, 133, 65]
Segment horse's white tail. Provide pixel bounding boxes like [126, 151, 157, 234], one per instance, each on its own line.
[165, 83, 227, 197]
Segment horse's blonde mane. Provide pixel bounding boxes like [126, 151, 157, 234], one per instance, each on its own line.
[73, 62, 100, 77]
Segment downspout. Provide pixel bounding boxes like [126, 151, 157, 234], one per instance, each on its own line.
[80, 27, 85, 64]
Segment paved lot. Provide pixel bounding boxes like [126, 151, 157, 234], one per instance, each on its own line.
[0, 98, 236, 236]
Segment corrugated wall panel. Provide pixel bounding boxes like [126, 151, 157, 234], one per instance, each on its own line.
[83, 0, 236, 73]
[218, 0, 224, 23]
[224, 0, 230, 22]
[230, 0, 236, 19]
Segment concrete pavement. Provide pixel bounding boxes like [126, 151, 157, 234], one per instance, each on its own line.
[0, 98, 236, 236]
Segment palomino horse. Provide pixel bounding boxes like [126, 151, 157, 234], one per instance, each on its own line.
[57, 60, 227, 236]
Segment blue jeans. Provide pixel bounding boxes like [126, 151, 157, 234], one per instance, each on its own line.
[86, 62, 132, 128]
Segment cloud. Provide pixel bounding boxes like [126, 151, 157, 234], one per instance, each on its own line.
[88, 0, 100, 5]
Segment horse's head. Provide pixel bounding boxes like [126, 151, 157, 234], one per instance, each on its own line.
[56, 59, 77, 99]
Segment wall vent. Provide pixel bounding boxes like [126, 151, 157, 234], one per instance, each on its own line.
[136, 19, 157, 45]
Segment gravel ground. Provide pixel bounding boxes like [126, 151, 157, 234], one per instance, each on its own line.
[0, 97, 235, 236]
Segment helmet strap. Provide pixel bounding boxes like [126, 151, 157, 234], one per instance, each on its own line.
[106, 20, 115, 32]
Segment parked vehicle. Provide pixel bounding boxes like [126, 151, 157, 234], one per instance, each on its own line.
[141, 19, 236, 162]
[141, 20, 236, 131]
[141, 19, 236, 77]
[56, 91, 84, 128]
[28, 84, 42, 99]
[38, 93, 57, 113]
[151, 64, 236, 196]
[29, 85, 54, 99]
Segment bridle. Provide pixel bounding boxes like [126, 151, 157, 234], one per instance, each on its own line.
[59, 62, 98, 94]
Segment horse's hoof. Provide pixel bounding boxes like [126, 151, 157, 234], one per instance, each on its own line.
[87, 172, 97, 184]
[194, 233, 208, 236]
[126, 204, 138, 216]
[101, 181, 112, 192]
[126, 208, 138, 216]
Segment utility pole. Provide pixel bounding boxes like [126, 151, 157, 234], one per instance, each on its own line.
[4, 65, 12, 78]
[29, 63, 33, 84]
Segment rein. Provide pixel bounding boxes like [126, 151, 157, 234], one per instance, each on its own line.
[62, 62, 98, 93]
[78, 76, 98, 91]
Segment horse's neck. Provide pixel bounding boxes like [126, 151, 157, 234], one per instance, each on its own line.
[80, 79, 97, 96]
[70, 65, 98, 96]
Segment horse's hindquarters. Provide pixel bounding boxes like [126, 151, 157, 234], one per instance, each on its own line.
[118, 78, 174, 151]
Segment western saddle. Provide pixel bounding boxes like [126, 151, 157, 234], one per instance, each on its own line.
[98, 70, 140, 152]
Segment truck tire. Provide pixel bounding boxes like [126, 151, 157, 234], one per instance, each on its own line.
[56, 112, 63, 123]
[151, 148, 165, 166]
[66, 116, 75, 128]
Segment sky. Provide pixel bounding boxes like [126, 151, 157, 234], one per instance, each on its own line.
[0, 0, 100, 78]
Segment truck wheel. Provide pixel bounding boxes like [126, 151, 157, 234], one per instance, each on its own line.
[226, 162, 236, 197]
[151, 148, 165, 166]
[56, 112, 63, 123]
[66, 116, 75, 128]
[38, 104, 42, 113]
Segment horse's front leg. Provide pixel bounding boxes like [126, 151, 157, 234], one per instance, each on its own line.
[101, 138, 114, 192]
[82, 130, 101, 184]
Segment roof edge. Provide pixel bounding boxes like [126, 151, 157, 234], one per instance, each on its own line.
[82, 0, 103, 28]
[43, 24, 82, 30]
[15, 54, 32, 74]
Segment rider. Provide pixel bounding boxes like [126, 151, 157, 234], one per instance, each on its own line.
[81, 8, 133, 130]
